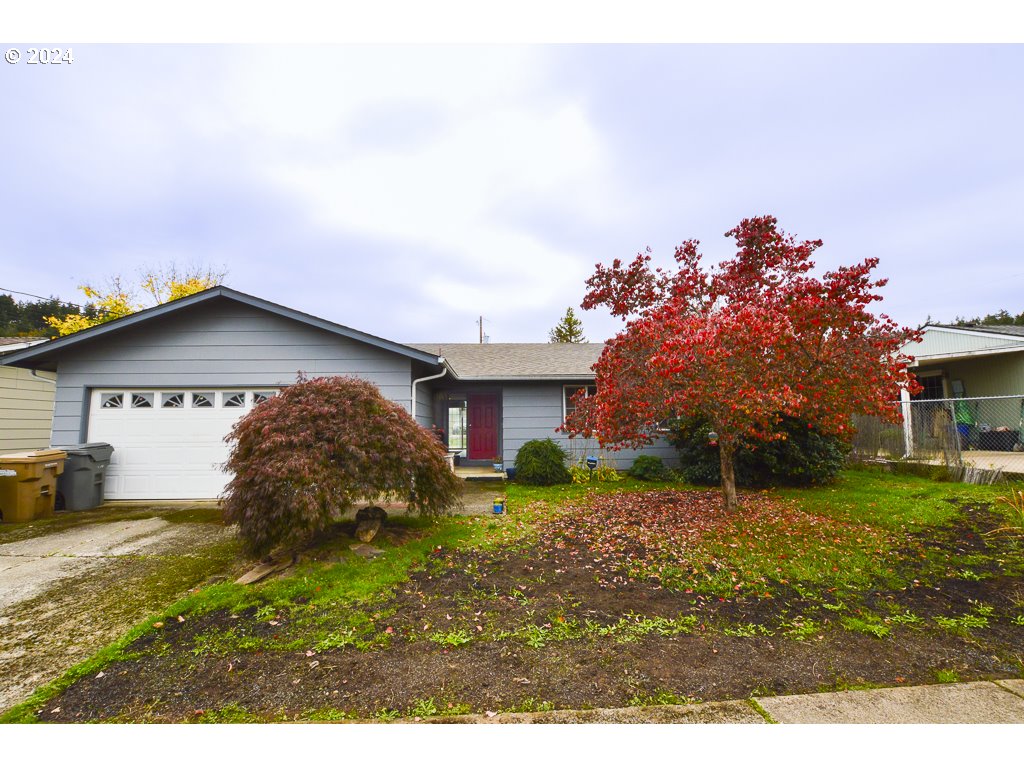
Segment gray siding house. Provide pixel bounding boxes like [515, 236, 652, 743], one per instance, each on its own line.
[0, 287, 673, 500]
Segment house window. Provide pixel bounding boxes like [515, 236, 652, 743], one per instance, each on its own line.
[130, 393, 153, 408]
[563, 385, 597, 422]
[911, 374, 945, 401]
[223, 392, 246, 408]
[446, 396, 467, 451]
[161, 393, 185, 408]
[252, 391, 275, 405]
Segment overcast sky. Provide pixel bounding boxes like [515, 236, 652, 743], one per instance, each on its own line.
[1, 44, 1022, 343]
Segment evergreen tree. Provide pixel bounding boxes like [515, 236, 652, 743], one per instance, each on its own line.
[0, 294, 91, 337]
[952, 309, 1024, 327]
[548, 307, 587, 343]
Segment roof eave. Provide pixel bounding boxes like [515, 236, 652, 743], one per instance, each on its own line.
[922, 324, 1024, 343]
[451, 374, 597, 381]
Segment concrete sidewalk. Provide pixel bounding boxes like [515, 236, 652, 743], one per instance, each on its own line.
[415, 679, 1024, 724]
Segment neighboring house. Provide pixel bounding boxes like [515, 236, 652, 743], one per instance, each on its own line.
[899, 324, 1024, 459]
[0, 287, 673, 500]
[904, 324, 1024, 400]
[0, 337, 56, 453]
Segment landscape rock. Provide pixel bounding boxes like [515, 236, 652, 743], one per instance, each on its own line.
[349, 543, 385, 559]
[356, 506, 387, 523]
[235, 555, 295, 585]
[355, 519, 382, 543]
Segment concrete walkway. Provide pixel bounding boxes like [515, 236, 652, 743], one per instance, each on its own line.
[415, 679, 1024, 724]
[0, 511, 235, 713]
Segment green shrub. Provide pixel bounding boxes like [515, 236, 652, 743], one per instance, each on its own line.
[514, 439, 572, 486]
[670, 415, 849, 488]
[628, 455, 673, 481]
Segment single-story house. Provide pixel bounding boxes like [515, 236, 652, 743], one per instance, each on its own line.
[0, 287, 674, 500]
[0, 338, 56, 453]
[896, 324, 1024, 461]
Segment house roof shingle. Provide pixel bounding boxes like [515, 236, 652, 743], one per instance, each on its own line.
[0, 337, 47, 355]
[929, 323, 1024, 338]
[0, 337, 45, 346]
[409, 343, 604, 380]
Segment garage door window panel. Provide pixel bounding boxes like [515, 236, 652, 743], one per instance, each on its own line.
[131, 393, 154, 408]
[223, 392, 246, 408]
[161, 393, 185, 408]
[191, 392, 215, 408]
[101, 393, 124, 409]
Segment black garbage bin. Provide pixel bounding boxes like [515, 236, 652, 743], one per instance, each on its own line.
[55, 443, 114, 511]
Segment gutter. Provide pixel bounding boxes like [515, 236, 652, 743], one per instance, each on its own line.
[411, 358, 449, 422]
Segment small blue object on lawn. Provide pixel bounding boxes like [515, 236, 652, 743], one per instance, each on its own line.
[493, 497, 505, 514]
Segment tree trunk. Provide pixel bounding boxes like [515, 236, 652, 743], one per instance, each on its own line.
[719, 441, 739, 513]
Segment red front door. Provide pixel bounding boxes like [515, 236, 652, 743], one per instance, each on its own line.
[467, 392, 499, 460]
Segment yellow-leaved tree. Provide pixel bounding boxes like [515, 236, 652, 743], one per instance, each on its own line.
[47, 264, 227, 336]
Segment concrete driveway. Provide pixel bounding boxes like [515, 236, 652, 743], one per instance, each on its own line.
[0, 506, 241, 714]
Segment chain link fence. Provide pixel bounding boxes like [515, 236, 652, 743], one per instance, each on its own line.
[851, 395, 1024, 482]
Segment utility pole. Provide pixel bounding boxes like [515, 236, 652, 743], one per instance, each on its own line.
[479, 315, 483, 344]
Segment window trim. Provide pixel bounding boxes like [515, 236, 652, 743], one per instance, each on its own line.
[562, 384, 598, 423]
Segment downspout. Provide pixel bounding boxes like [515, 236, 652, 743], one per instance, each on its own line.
[411, 357, 449, 423]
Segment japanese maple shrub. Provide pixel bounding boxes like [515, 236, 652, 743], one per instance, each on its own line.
[222, 375, 462, 556]
[563, 215, 921, 512]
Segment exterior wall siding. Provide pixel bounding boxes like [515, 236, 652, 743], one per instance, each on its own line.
[939, 352, 1024, 398]
[908, 328, 1024, 358]
[411, 366, 440, 428]
[501, 382, 677, 470]
[0, 367, 56, 452]
[49, 299, 414, 445]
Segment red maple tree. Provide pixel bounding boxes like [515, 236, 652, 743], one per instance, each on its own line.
[564, 216, 921, 511]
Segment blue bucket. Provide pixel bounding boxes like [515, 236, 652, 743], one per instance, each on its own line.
[493, 498, 505, 514]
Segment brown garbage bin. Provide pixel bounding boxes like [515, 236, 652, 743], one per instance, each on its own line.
[0, 449, 67, 523]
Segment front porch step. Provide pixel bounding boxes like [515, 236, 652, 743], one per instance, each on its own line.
[454, 467, 506, 481]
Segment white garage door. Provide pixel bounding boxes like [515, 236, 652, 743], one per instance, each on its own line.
[87, 388, 277, 500]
